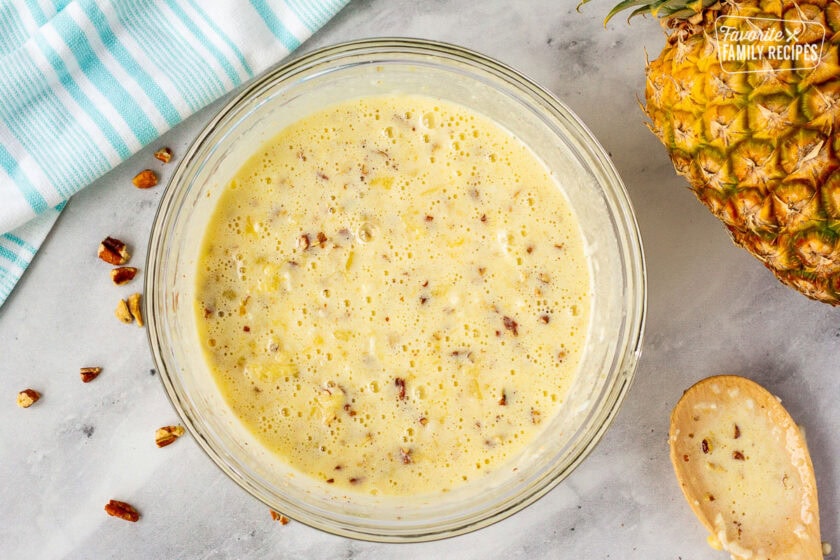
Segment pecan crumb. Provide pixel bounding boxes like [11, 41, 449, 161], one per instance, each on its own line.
[419, 416, 428, 426]
[701, 439, 710, 454]
[298, 234, 310, 250]
[104, 500, 139, 522]
[155, 425, 185, 448]
[80, 367, 102, 383]
[153, 147, 173, 163]
[399, 447, 412, 464]
[16, 389, 40, 408]
[707, 493, 715, 502]
[326, 478, 335, 484]
[732, 450, 745, 461]
[480, 214, 487, 222]
[128, 293, 144, 327]
[132, 169, 158, 189]
[419, 296, 428, 305]
[395, 377, 406, 400]
[316, 232, 327, 247]
[424, 215, 434, 222]
[526, 245, 534, 254]
[502, 316, 519, 336]
[110, 266, 138, 285]
[498, 390, 507, 406]
[115, 299, 134, 324]
[682, 454, 689, 462]
[270, 510, 290, 525]
[98, 237, 130, 265]
[733, 424, 741, 439]
[539, 314, 550, 324]
[530, 408, 542, 424]
[349, 477, 362, 485]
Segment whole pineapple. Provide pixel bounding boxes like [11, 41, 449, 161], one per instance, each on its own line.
[583, 0, 840, 305]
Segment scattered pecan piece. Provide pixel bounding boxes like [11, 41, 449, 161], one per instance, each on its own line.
[733, 424, 741, 439]
[80, 367, 102, 383]
[155, 425, 185, 448]
[502, 316, 519, 336]
[732, 450, 745, 461]
[395, 377, 406, 400]
[539, 314, 550, 324]
[115, 298, 134, 324]
[316, 231, 327, 247]
[16, 389, 40, 408]
[110, 266, 138, 285]
[153, 147, 173, 164]
[298, 234, 310, 250]
[419, 416, 428, 426]
[132, 169, 158, 189]
[270, 510, 290, 524]
[701, 439, 710, 454]
[498, 390, 507, 406]
[98, 237, 130, 265]
[104, 499, 140, 522]
[399, 447, 413, 464]
[128, 293, 144, 327]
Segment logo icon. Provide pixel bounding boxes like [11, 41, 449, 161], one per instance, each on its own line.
[714, 15, 825, 73]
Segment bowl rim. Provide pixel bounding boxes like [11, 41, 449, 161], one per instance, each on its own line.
[145, 36, 647, 542]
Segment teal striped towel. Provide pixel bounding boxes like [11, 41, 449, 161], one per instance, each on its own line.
[0, 0, 349, 309]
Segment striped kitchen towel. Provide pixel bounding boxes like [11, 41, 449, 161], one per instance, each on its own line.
[0, 0, 349, 309]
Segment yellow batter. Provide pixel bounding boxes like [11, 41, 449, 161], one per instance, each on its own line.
[195, 95, 591, 495]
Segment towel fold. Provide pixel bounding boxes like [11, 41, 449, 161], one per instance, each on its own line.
[0, 0, 349, 308]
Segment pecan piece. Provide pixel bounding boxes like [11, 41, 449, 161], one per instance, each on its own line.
[16, 388, 40, 408]
[98, 237, 130, 265]
[270, 510, 290, 524]
[115, 298, 134, 324]
[80, 367, 102, 383]
[502, 316, 519, 336]
[110, 266, 138, 285]
[395, 377, 406, 400]
[104, 499, 140, 522]
[155, 425, 185, 448]
[153, 147, 172, 164]
[399, 447, 413, 464]
[132, 169, 158, 189]
[128, 293, 144, 327]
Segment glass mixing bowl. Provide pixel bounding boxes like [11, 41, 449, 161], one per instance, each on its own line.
[145, 38, 646, 542]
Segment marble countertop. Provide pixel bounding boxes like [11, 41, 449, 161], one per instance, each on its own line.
[1, 1, 837, 558]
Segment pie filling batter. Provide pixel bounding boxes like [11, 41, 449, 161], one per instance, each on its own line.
[195, 95, 591, 495]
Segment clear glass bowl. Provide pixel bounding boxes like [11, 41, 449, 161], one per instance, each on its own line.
[145, 38, 646, 542]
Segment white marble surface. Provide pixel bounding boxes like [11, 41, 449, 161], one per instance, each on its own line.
[1, 1, 837, 558]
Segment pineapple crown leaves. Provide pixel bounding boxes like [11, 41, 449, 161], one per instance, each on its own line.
[577, 0, 724, 24]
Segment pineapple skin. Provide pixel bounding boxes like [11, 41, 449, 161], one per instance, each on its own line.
[644, 0, 840, 305]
